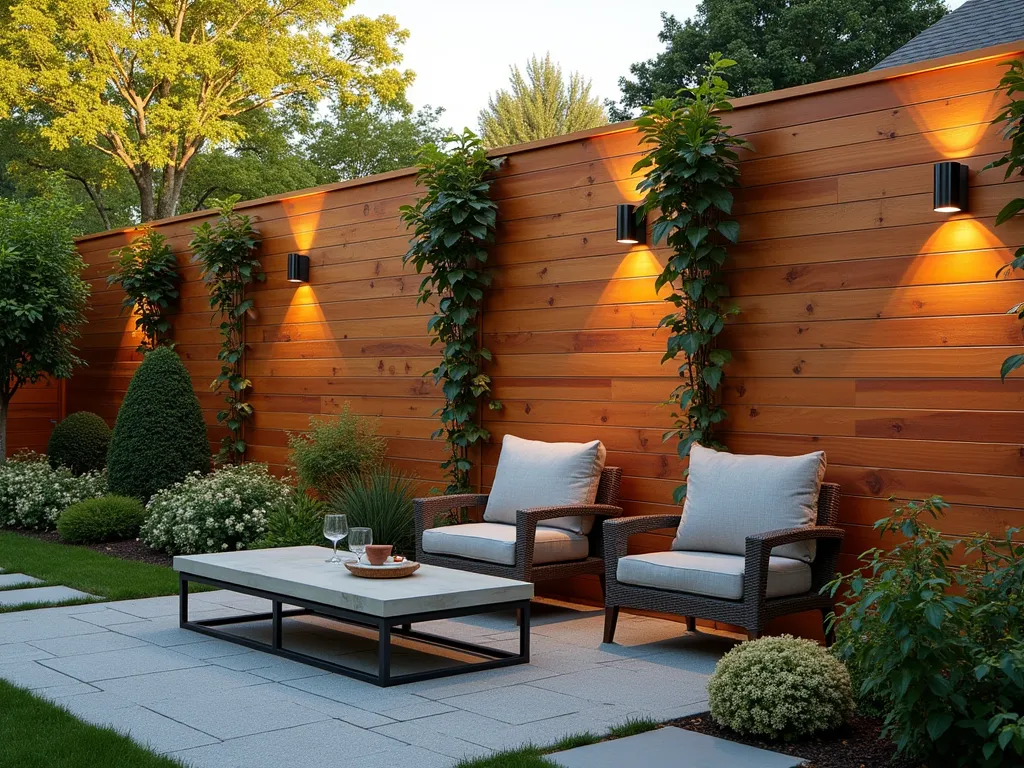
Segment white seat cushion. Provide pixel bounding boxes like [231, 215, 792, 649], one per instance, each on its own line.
[422, 522, 589, 566]
[672, 444, 826, 563]
[616, 550, 812, 600]
[483, 435, 606, 534]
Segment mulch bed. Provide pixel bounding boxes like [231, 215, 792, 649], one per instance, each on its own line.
[670, 713, 924, 768]
[13, 530, 173, 568]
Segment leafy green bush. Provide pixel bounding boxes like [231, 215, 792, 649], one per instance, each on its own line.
[0, 451, 106, 530]
[287, 407, 386, 495]
[47, 411, 111, 475]
[328, 467, 416, 556]
[107, 347, 211, 501]
[828, 497, 1024, 766]
[708, 635, 853, 740]
[141, 463, 291, 555]
[259, 491, 327, 548]
[57, 495, 146, 544]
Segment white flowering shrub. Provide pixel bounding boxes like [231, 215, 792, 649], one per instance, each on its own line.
[0, 451, 107, 530]
[708, 635, 853, 741]
[141, 463, 291, 555]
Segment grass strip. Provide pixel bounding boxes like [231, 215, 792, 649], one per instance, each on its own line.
[0, 679, 188, 768]
[0, 531, 208, 613]
[453, 718, 660, 767]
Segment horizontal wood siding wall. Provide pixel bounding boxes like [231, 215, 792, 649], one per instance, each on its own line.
[30, 47, 1024, 635]
[5, 380, 61, 456]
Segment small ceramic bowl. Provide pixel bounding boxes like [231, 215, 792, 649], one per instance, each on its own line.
[365, 544, 393, 566]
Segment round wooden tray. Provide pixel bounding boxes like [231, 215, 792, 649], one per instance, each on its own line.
[344, 560, 420, 579]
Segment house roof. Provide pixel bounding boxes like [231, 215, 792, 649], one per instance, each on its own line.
[872, 0, 1024, 70]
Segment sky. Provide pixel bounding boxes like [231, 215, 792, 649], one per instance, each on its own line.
[348, 0, 695, 131]
[348, 0, 970, 133]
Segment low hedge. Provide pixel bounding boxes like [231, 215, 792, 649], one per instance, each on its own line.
[56, 495, 147, 544]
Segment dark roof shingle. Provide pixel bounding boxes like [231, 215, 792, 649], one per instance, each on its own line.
[872, 0, 1024, 70]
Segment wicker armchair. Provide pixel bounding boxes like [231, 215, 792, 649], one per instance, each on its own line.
[414, 467, 624, 592]
[602, 482, 843, 645]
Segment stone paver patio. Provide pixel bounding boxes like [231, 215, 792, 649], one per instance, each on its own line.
[0, 591, 733, 767]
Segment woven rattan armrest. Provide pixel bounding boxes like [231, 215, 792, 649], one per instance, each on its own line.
[744, 525, 846, 600]
[602, 514, 682, 561]
[414, 494, 489, 533]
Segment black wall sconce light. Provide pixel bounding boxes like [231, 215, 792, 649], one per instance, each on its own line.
[287, 252, 310, 283]
[616, 203, 646, 245]
[933, 161, 969, 213]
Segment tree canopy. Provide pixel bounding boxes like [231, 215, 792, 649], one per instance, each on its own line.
[479, 54, 607, 148]
[0, 181, 89, 460]
[610, 0, 948, 119]
[0, 0, 414, 221]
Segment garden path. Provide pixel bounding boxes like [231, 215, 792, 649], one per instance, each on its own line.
[0, 593, 727, 767]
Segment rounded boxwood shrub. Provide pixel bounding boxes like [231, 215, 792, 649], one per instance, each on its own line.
[47, 411, 111, 475]
[708, 635, 853, 741]
[107, 347, 210, 501]
[57, 495, 146, 544]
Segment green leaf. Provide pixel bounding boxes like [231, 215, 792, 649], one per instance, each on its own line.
[1001, 353, 1024, 380]
[927, 713, 953, 740]
[716, 220, 740, 243]
[923, 601, 945, 628]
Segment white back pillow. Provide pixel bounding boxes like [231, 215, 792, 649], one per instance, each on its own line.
[672, 444, 826, 563]
[483, 435, 607, 535]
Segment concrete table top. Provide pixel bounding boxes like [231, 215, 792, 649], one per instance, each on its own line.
[174, 546, 534, 618]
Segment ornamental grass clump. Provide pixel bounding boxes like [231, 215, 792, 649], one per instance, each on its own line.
[708, 635, 853, 741]
[141, 463, 291, 555]
[0, 451, 106, 530]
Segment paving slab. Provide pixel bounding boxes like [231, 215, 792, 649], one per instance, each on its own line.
[0, 573, 44, 588]
[39, 645, 203, 682]
[145, 685, 332, 739]
[549, 726, 804, 768]
[29, 630, 146, 657]
[441, 683, 586, 724]
[0, 585, 97, 608]
[170, 718, 407, 768]
[0, 660, 82, 690]
[84, 704, 220, 754]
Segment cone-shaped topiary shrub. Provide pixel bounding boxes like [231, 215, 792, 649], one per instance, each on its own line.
[107, 347, 210, 500]
[47, 411, 111, 475]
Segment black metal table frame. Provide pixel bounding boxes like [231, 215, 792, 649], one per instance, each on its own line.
[178, 573, 531, 687]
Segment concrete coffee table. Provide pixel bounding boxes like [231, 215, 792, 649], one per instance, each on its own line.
[174, 546, 534, 687]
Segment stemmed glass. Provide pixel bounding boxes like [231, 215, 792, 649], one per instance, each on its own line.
[323, 514, 349, 563]
[348, 527, 373, 563]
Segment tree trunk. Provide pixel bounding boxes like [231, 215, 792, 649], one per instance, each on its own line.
[135, 164, 157, 222]
[0, 395, 8, 466]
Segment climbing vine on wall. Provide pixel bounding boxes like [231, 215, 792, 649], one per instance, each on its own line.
[108, 230, 180, 353]
[985, 59, 1024, 380]
[190, 196, 264, 464]
[400, 129, 504, 493]
[633, 53, 748, 502]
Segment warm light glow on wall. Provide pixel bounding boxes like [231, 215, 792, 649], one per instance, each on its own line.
[890, 84, 1003, 159]
[281, 192, 327, 253]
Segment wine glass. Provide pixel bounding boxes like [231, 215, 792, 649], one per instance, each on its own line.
[348, 527, 372, 563]
[323, 514, 349, 563]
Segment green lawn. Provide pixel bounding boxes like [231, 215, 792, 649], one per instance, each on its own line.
[0, 531, 207, 612]
[0, 680, 188, 768]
